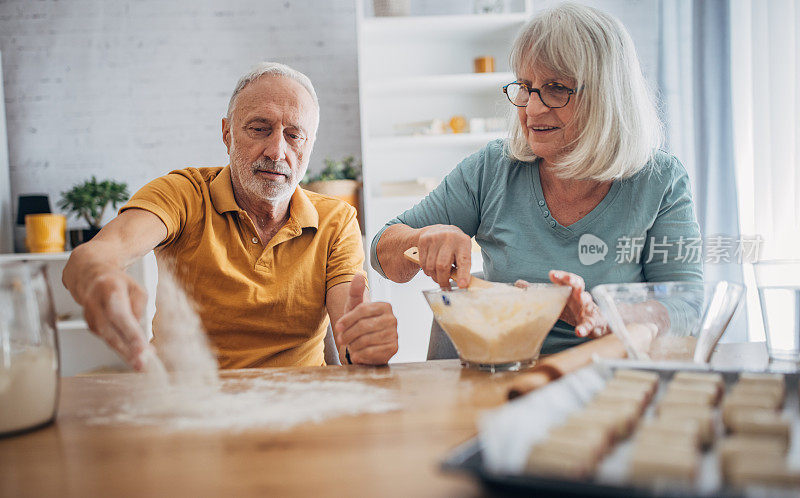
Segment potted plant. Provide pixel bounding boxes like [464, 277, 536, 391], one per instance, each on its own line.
[58, 177, 130, 247]
[302, 156, 363, 231]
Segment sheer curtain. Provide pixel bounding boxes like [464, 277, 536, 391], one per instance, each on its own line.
[730, 0, 800, 340]
[658, 0, 748, 341]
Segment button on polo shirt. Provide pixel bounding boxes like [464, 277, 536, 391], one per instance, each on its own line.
[120, 166, 365, 368]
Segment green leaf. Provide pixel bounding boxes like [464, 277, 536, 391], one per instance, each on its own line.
[58, 177, 130, 228]
[303, 156, 362, 183]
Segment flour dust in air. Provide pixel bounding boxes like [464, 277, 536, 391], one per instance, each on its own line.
[89, 266, 399, 432]
[149, 268, 219, 388]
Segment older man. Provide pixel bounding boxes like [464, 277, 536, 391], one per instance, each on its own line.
[63, 62, 398, 370]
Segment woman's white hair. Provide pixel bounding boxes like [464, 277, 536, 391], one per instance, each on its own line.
[506, 3, 663, 180]
[227, 62, 319, 130]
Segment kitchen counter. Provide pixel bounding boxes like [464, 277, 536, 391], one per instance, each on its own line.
[0, 344, 769, 497]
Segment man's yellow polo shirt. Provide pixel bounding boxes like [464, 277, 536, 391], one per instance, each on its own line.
[120, 166, 365, 368]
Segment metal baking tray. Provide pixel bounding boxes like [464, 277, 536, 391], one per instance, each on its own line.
[442, 363, 800, 498]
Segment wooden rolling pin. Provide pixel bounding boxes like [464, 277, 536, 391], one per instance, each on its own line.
[402, 246, 494, 290]
[507, 324, 654, 400]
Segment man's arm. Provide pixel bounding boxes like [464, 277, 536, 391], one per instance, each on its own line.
[326, 274, 398, 365]
[62, 209, 167, 370]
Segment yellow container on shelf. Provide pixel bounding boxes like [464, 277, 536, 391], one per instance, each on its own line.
[25, 214, 66, 253]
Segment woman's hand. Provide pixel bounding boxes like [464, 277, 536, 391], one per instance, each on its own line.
[515, 270, 608, 338]
[416, 224, 472, 290]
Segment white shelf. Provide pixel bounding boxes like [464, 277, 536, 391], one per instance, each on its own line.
[362, 13, 528, 37]
[0, 251, 70, 262]
[367, 72, 514, 94]
[57, 319, 88, 331]
[357, 1, 531, 363]
[368, 131, 504, 148]
[370, 195, 427, 205]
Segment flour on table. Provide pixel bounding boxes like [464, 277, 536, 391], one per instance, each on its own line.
[84, 268, 399, 432]
[82, 373, 400, 432]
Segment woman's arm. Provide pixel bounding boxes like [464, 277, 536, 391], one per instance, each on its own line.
[642, 157, 703, 283]
[370, 148, 486, 289]
[641, 157, 704, 334]
[376, 223, 473, 288]
[374, 224, 422, 283]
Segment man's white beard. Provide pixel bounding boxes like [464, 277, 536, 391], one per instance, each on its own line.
[230, 142, 298, 203]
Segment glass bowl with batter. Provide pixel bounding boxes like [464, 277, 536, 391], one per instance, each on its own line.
[423, 284, 570, 372]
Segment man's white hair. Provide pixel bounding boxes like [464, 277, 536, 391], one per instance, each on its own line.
[506, 3, 663, 180]
[226, 62, 320, 129]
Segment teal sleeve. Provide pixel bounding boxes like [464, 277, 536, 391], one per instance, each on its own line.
[369, 149, 485, 277]
[641, 157, 704, 334]
[642, 157, 704, 283]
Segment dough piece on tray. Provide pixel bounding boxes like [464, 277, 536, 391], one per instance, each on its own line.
[728, 454, 800, 488]
[729, 383, 785, 406]
[636, 418, 702, 449]
[629, 445, 699, 485]
[526, 441, 599, 479]
[536, 433, 607, 465]
[602, 379, 656, 404]
[721, 393, 781, 428]
[614, 368, 660, 384]
[672, 371, 724, 389]
[718, 435, 788, 480]
[633, 432, 697, 453]
[584, 398, 641, 424]
[592, 388, 649, 415]
[725, 409, 791, 444]
[548, 424, 614, 453]
[659, 389, 715, 408]
[735, 373, 786, 401]
[612, 370, 659, 396]
[568, 407, 635, 440]
[723, 391, 781, 411]
[666, 381, 720, 405]
[656, 405, 715, 446]
[738, 372, 785, 389]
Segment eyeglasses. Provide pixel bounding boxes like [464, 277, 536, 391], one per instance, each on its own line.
[502, 81, 577, 109]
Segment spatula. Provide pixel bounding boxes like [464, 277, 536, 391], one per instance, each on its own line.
[403, 246, 495, 290]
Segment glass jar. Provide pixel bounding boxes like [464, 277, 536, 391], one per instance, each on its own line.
[0, 261, 60, 436]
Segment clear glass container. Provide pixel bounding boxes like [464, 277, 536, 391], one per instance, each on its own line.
[754, 260, 800, 367]
[592, 281, 744, 363]
[423, 284, 570, 372]
[0, 261, 60, 437]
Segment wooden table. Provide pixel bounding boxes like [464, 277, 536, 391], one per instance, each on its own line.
[1, 345, 769, 497]
[1, 360, 519, 497]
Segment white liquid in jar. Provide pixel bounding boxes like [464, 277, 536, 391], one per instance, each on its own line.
[0, 348, 58, 434]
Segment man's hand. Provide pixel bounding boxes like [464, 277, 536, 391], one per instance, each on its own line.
[416, 224, 472, 290]
[62, 209, 167, 372]
[80, 270, 152, 371]
[333, 274, 398, 365]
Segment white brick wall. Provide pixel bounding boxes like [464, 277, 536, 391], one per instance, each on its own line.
[1, 0, 658, 230]
[0, 0, 362, 228]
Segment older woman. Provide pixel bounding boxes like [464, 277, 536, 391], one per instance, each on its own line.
[370, 4, 703, 355]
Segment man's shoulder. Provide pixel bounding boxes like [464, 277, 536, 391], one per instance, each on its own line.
[164, 166, 225, 189]
[301, 188, 357, 220]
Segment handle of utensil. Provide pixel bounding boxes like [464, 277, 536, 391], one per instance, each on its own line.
[507, 333, 630, 399]
[403, 246, 460, 282]
[403, 247, 422, 265]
